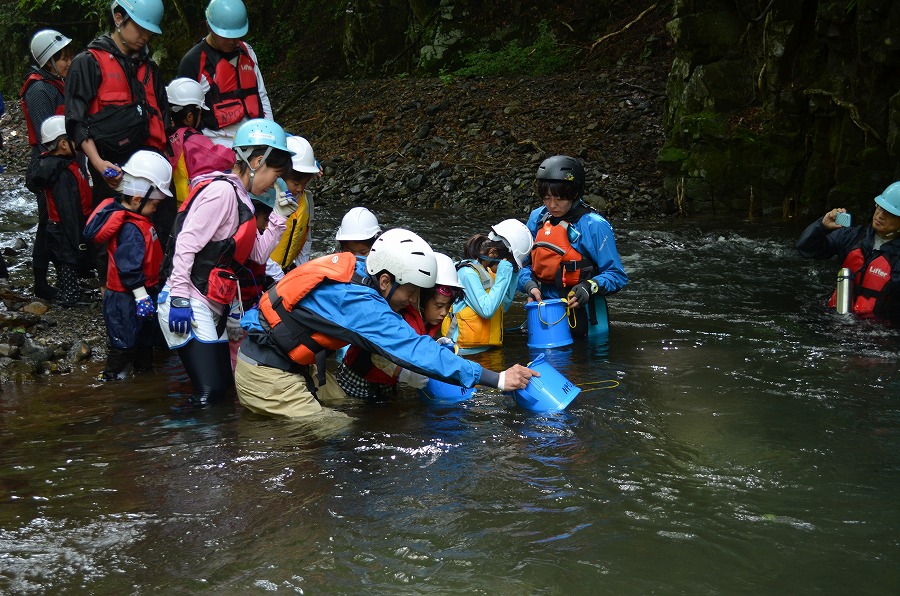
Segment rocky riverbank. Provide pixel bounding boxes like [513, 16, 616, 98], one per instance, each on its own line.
[0, 57, 671, 382]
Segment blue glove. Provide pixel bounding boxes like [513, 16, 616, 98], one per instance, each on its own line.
[168, 297, 194, 334]
[135, 295, 155, 318]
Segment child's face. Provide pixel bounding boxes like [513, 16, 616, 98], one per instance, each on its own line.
[341, 240, 372, 257]
[52, 49, 74, 79]
[542, 191, 575, 219]
[284, 174, 312, 195]
[138, 199, 159, 216]
[254, 211, 269, 233]
[424, 292, 454, 326]
[51, 138, 74, 157]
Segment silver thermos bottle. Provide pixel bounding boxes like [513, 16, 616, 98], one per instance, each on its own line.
[835, 267, 853, 314]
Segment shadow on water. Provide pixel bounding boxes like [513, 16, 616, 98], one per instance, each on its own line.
[0, 204, 898, 592]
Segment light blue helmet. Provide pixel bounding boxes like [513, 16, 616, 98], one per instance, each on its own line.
[111, 0, 164, 35]
[233, 118, 293, 153]
[205, 0, 249, 38]
[874, 181, 900, 217]
[250, 178, 286, 210]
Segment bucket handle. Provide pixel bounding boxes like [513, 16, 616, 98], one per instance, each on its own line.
[537, 301, 568, 326]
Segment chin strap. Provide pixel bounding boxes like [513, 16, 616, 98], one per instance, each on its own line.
[234, 146, 273, 194]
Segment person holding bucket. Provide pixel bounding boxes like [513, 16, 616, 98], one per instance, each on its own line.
[518, 155, 627, 340]
[795, 182, 900, 326]
[442, 219, 533, 354]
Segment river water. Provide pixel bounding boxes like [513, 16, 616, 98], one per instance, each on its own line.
[0, 192, 898, 593]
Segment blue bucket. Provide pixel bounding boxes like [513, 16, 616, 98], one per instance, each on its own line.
[525, 299, 573, 349]
[514, 353, 581, 412]
[418, 378, 476, 404]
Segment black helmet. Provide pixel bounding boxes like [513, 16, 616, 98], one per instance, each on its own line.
[536, 155, 585, 197]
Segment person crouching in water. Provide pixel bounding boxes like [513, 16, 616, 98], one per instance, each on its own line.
[519, 156, 628, 340]
[336, 251, 464, 401]
[442, 219, 533, 354]
[84, 150, 172, 379]
[157, 119, 298, 411]
[25, 116, 93, 307]
[796, 182, 900, 325]
[236, 229, 537, 418]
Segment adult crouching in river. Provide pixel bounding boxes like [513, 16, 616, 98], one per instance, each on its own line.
[157, 119, 298, 412]
[65, 0, 170, 291]
[796, 182, 900, 326]
[236, 229, 537, 419]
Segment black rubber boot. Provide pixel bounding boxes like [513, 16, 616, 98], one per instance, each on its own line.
[172, 340, 234, 413]
[100, 347, 135, 381]
[33, 266, 57, 300]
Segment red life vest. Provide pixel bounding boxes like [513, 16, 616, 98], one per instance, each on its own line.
[161, 177, 257, 305]
[344, 304, 425, 385]
[87, 48, 166, 152]
[198, 41, 263, 130]
[530, 219, 595, 290]
[259, 252, 361, 366]
[45, 159, 93, 222]
[20, 72, 65, 146]
[86, 198, 163, 292]
[828, 247, 894, 317]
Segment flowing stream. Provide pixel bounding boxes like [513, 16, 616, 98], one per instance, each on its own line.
[0, 192, 898, 593]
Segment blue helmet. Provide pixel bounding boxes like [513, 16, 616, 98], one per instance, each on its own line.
[205, 0, 249, 38]
[111, 0, 164, 35]
[874, 181, 900, 217]
[250, 178, 286, 209]
[233, 118, 293, 153]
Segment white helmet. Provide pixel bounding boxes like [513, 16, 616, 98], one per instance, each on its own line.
[335, 206, 381, 241]
[39, 115, 68, 147]
[165, 78, 209, 110]
[285, 135, 319, 174]
[30, 29, 72, 68]
[434, 253, 463, 290]
[366, 228, 437, 288]
[489, 218, 533, 268]
[119, 150, 173, 199]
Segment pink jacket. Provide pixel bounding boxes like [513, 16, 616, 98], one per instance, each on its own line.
[168, 171, 286, 313]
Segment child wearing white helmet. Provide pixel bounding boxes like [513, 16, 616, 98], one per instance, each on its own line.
[165, 77, 236, 209]
[25, 115, 94, 307]
[22, 28, 76, 299]
[267, 135, 321, 279]
[335, 206, 383, 275]
[442, 219, 533, 354]
[84, 150, 173, 380]
[157, 118, 298, 411]
[176, 0, 272, 147]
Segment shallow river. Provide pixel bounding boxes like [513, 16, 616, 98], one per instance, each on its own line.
[0, 192, 898, 593]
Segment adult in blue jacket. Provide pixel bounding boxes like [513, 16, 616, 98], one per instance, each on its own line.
[237, 228, 536, 418]
[518, 155, 627, 339]
[796, 182, 900, 326]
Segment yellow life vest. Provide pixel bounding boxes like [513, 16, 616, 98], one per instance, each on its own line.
[441, 260, 504, 348]
[172, 152, 190, 207]
[269, 191, 311, 269]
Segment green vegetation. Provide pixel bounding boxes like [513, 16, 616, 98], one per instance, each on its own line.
[453, 21, 574, 78]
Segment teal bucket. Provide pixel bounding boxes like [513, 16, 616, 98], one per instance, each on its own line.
[514, 353, 581, 412]
[418, 379, 476, 404]
[525, 299, 573, 349]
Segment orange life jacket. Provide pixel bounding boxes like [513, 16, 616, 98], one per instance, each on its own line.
[198, 41, 263, 130]
[259, 252, 362, 368]
[530, 219, 595, 290]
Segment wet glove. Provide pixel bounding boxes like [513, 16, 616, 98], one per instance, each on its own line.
[398, 368, 429, 389]
[568, 280, 600, 308]
[168, 297, 193, 334]
[133, 287, 155, 318]
[226, 309, 244, 342]
[274, 187, 298, 218]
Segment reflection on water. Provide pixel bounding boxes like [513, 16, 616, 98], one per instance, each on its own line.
[0, 203, 899, 593]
